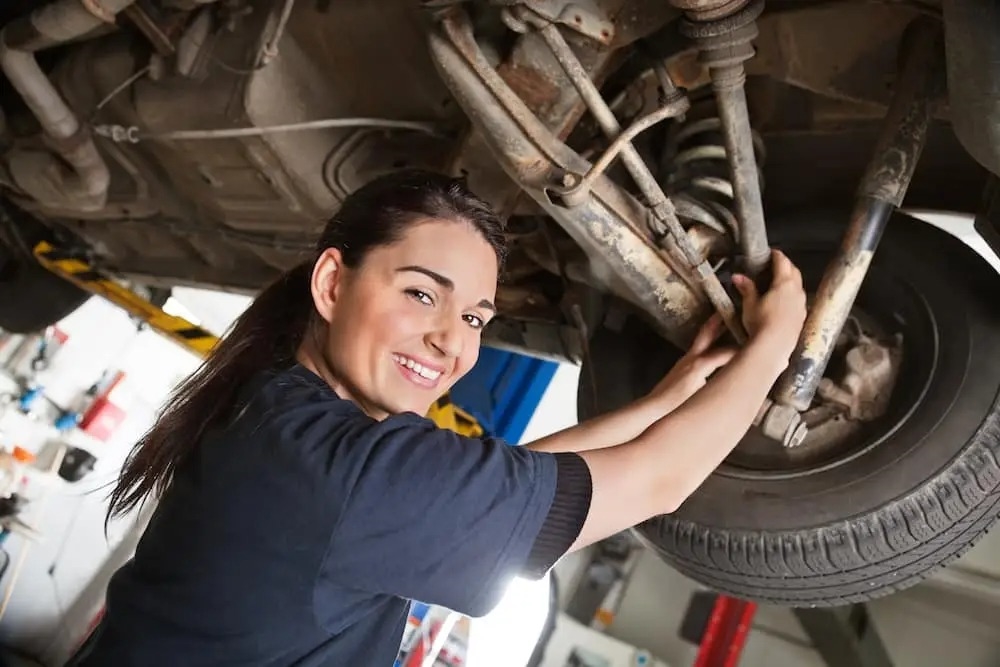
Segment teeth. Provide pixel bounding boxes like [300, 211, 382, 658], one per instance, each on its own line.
[394, 354, 441, 381]
[418, 367, 440, 380]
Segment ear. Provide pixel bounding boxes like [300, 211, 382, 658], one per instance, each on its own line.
[310, 247, 345, 324]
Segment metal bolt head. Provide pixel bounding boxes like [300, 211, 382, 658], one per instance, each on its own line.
[785, 422, 809, 448]
[561, 172, 580, 188]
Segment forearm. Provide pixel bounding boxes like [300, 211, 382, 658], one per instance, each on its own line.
[639, 333, 788, 508]
[526, 395, 664, 454]
[569, 334, 787, 551]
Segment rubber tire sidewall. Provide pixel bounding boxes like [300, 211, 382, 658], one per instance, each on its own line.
[581, 210, 1000, 605]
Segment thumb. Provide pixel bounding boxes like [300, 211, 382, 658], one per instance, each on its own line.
[732, 274, 760, 309]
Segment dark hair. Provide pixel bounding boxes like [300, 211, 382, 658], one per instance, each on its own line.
[107, 170, 506, 520]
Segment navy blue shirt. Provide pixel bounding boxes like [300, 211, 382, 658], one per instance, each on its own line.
[68, 364, 591, 666]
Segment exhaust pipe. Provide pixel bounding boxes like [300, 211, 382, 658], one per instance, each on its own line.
[0, 0, 136, 211]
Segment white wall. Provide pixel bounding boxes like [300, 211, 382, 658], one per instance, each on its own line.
[0, 291, 227, 663]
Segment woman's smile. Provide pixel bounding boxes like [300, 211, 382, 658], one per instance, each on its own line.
[391, 352, 446, 389]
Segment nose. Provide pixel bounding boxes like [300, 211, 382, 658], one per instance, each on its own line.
[426, 318, 463, 360]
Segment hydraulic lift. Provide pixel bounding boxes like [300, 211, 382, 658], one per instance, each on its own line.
[685, 593, 894, 667]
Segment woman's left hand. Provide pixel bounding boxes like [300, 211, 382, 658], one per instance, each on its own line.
[646, 314, 737, 413]
[528, 313, 737, 456]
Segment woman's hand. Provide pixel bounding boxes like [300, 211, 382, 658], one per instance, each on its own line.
[647, 249, 806, 412]
[732, 249, 807, 360]
[646, 314, 737, 413]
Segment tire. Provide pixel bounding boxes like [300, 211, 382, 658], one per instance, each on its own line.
[578, 209, 1000, 606]
[0, 255, 90, 333]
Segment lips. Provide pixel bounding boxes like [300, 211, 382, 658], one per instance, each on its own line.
[392, 353, 445, 388]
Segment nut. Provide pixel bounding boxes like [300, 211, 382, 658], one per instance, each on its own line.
[759, 402, 810, 448]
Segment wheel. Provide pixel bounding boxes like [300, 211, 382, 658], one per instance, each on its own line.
[0, 253, 90, 333]
[578, 209, 1000, 606]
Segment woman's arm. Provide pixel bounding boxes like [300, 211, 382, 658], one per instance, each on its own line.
[526, 315, 735, 454]
[564, 250, 807, 553]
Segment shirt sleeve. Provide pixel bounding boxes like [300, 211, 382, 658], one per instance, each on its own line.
[315, 410, 591, 617]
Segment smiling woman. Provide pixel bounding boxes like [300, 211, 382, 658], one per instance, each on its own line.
[68, 169, 807, 667]
[299, 220, 501, 418]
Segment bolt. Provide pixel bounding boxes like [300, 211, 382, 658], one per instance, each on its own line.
[759, 402, 809, 448]
[561, 172, 580, 188]
[786, 422, 809, 448]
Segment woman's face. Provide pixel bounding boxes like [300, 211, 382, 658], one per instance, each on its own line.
[304, 218, 499, 419]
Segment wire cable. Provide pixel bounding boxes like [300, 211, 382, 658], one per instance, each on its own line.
[94, 118, 449, 143]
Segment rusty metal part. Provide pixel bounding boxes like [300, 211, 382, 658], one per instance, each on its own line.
[771, 17, 941, 414]
[748, 3, 925, 109]
[0, 0, 137, 212]
[817, 320, 903, 422]
[754, 398, 808, 448]
[122, 4, 175, 56]
[499, 0, 616, 45]
[678, 0, 769, 276]
[257, 0, 296, 67]
[670, 0, 751, 21]
[550, 94, 691, 206]
[430, 8, 712, 348]
[517, 9, 746, 343]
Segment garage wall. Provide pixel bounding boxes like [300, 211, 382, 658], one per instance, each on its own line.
[0, 293, 221, 663]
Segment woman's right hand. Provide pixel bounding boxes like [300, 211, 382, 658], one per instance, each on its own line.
[732, 249, 807, 357]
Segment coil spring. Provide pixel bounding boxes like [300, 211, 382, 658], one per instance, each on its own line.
[661, 116, 766, 241]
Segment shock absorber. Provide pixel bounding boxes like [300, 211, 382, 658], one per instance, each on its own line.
[670, 0, 770, 277]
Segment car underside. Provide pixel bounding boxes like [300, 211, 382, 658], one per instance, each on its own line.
[3, 0, 1000, 607]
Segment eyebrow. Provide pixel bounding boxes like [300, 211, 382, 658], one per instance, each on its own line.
[397, 265, 496, 312]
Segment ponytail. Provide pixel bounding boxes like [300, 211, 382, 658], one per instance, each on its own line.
[106, 262, 314, 521]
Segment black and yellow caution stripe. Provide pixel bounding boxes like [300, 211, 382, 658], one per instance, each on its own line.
[426, 394, 484, 439]
[33, 241, 485, 436]
[33, 241, 219, 357]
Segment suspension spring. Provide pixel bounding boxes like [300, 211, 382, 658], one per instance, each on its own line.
[661, 115, 766, 247]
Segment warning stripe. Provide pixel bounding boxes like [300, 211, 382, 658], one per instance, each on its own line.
[33, 241, 486, 435]
[33, 241, 219, 357]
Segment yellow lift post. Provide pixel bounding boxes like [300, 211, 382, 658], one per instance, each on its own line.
[32, 241, 483, 437]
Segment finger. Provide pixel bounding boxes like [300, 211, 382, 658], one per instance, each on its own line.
[771, 249, 804, 287]
[690, 313, 724, 355]
[695, 346, 737, 375]
[732, 273, 759, 309]
[770, 249, 795, 281]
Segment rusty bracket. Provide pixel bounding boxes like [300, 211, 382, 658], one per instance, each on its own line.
[496, 0, 616, 45]
[547, 94, 692, 207]
[761, 17, 942, 443]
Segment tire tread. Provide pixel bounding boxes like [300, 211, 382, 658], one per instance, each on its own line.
[639, 407, 1000, 606]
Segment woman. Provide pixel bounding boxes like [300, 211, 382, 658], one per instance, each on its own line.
[69, 170, 805, 666]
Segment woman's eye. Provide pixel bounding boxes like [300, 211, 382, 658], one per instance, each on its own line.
[463, 313, 485, 330]
[406, 289, 434, 306]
